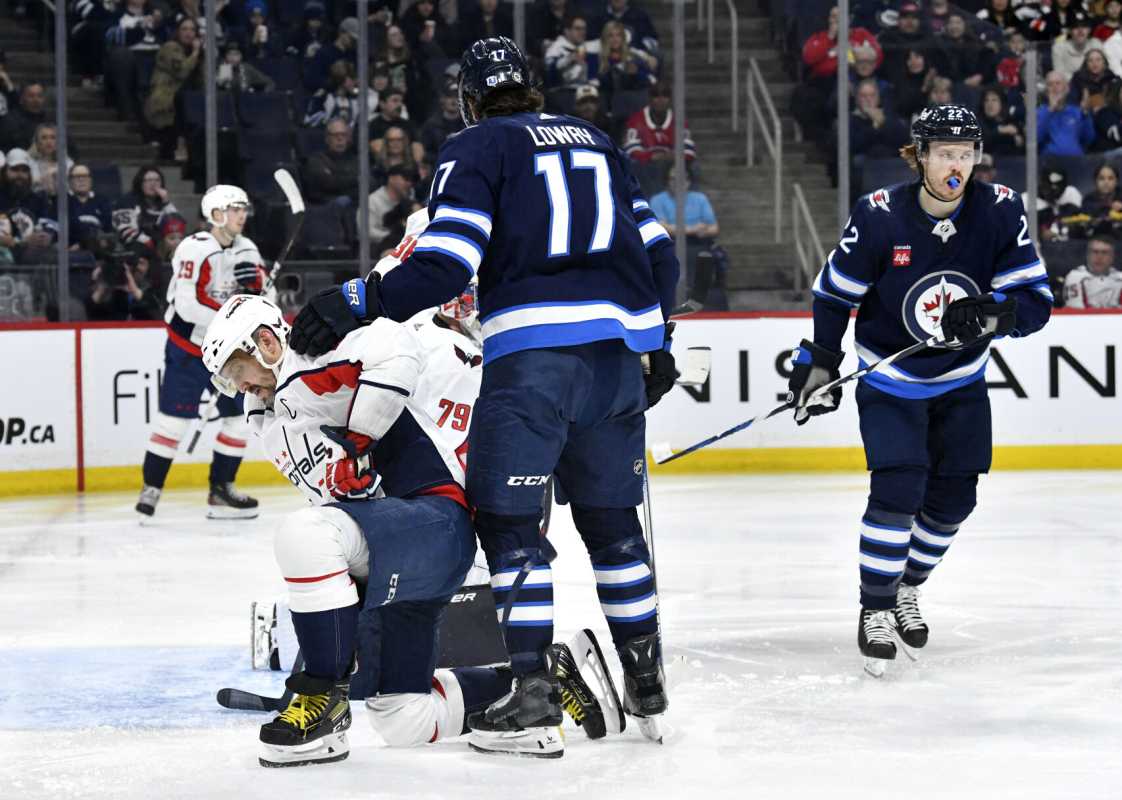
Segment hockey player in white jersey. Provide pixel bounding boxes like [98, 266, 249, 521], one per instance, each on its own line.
[202, 294, 619, 765]
[1062, 234, 1122, 309]
[135, 184, 267, 521]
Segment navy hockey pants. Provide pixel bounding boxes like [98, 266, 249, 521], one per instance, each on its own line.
[467, 340, 658, 675]
[854, 376, 991, 609]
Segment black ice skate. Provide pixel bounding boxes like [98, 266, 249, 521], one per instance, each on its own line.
[546, 629, 624, 740]
[207, 482, 259, 520]
[135, 485, 161, 520]
[617, 633, 668, 744]
[894, 584, 929, 659]
[467, 671, 564, 758]
[259, 671, 351, 767]
[859, 608, 898, 678]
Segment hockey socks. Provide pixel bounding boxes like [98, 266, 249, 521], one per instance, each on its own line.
[448, 666, 514, 732]
[142, 452, 173, 490]
[289, 603, 358, 681]
[209, 452, 242, 485]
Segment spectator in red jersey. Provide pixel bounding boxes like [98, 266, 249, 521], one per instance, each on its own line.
[791, 6, 881, 147]
[1093, 0, 1122, 41]
[621, 82, 695, 165]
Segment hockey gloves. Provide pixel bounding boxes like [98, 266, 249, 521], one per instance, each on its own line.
[641, 323, 677, 409]
[941, 292, 1017, 347]
[787, 339, 845, 425]
[320, 426, 380, 500]
[289, 277, 384, 357]
[233, 261, 264, 294]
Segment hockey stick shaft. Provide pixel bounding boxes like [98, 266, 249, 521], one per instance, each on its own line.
[263, 169, 306, 292]
[185, 391, 221, 454]
[654, 335, 942, 465]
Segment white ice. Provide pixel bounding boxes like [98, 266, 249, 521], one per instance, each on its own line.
[1, 472, 1120, 800]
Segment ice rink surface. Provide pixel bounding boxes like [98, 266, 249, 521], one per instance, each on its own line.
[1, 472, 1119, 800]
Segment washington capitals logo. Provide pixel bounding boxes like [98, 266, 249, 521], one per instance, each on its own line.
[901, 271, 981, 342]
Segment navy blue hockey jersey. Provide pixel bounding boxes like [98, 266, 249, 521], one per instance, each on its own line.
[812, 180, 1053, 399]
[377, 111, 680, 363]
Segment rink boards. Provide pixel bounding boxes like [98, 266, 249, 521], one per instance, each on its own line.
[0, 311, 1119, 494]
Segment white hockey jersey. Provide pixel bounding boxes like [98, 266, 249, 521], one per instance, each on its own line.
[1063, 265, 1122, 309]
[165, 231, 266, 353]
[247, 318, 476, 508]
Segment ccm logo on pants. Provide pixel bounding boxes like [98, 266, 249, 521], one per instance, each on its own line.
[507, 475, 550, 486]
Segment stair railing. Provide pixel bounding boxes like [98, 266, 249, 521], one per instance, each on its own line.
[791, 182, 826, 298]
[745, 57, 782, 242]
[702, 0, 739, 131]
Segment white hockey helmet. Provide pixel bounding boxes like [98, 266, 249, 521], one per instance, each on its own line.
[437, 278, 481, 345]
[200, 184, 251, 227]
[202, 294, 290, 396]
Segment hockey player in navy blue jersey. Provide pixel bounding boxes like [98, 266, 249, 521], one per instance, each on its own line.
[788, 105, 1053, 677]
[286, 36, 681, 755]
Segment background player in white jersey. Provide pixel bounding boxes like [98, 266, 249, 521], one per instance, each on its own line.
[202, 296, 614, 766]
[135, 185, 268, 521]
[1062, 234, 1122, 308]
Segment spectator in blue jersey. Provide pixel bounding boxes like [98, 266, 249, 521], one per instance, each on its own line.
[590, 0, 659, 57]
[285, 1, 332, 65]
[104, 0, 167, 125]
[112, 165, 178, 250]
[544, 14, 590, 92]
[286, 37, 679, 757]
[303, 15, 359, 91]
[241, 0, 284, 61]
[1038, 69, 1095, 156]
[0, 149, 57, 264]
[587, 20, 657, 96]
[67, 163, 115, 248]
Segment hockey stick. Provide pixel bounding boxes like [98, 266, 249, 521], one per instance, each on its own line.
[675, 347, 711, 387]
[216, 650, 304, 712]
[185, 391, 222, 454]
[263, 169, 306, 293]
[637, 463, 665, 744]
[650, 333, 945, 465]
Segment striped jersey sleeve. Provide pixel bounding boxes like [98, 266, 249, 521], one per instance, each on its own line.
[988, 189, 1052, 336]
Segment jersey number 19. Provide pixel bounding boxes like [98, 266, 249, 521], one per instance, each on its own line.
[535, 150, 615, 258]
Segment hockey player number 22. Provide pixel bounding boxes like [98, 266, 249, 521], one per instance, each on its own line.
[535, 151, 615, 257]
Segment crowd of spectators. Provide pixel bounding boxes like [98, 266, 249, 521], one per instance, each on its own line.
[0, 0, 733, 317]
[788, 1, 1122, 307]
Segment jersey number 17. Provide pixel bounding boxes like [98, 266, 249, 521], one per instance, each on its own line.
[535, 150, 615, 258]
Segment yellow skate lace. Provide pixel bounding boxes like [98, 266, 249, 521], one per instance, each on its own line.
[560, 687, 585, 724]
[278, 693, 330, 730]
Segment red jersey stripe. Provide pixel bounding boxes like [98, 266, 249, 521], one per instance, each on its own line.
[416, 483, 469, 510]
[195, 259, 222, 310]
[150, 433, 179, 448]
[215, 433, 247, 448]
[284, 567, 349, 584]
[299, 363, 362, 395]
[166, 325, 202, 356]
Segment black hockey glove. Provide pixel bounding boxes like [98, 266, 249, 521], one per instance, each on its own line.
[289, 276, 384, 357]
[233, 261, 264, 294]
[641, 322, 677, 409]
[940, 292, 1017, 348]
[787, 339, 845, 425]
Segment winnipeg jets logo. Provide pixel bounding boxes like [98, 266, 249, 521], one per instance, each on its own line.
[901, 271, 980, 341]
[993, 184, 1015, 204]
[868, 189, 891, 213]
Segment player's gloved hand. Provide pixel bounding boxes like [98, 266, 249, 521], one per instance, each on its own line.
[289, 276, 383, 357]
[320, 425, 380, 500]
[233, 261, 264, 294]
[641, 322, 677, 409]
[787, 339, 845, 425]
[940, 292, 1016, 347]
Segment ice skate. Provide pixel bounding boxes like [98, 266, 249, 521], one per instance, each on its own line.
[546, 629, 625, 739]
[894, 584, 929, 660]
[135, 485, 161, 521]
[258, 671, 351, 767]
[467, 672, 564, 758]
[617, 633, 667, 743]
[207, 482, 259, 520]
[859, 608, 897, 678]
[251, 600, 279, 670]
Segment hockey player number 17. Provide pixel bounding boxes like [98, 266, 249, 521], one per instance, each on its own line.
[535, 150, 615, 257]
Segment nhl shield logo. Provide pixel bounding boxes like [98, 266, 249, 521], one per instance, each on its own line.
[900, 270, 980, 341]
[892, 245, 912, 267]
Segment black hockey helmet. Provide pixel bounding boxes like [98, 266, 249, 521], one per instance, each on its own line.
[457, 36, 532, 126]
[911, 104, 984, 163]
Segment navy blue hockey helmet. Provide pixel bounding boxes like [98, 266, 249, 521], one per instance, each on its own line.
[457, 36, 532, 126]
[911, 104, 984, 162]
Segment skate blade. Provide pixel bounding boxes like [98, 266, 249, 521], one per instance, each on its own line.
[635, 714, 664, 744]
[467, 726, 564, 759]
[570, 629, 626, 736]
[863, 657, 889, 678]
[897, 639, 921, 662]
[258, 732, 349, 767]
[207, 507, 260, 520]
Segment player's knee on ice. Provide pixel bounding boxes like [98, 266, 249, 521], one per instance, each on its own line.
[273, 507, 369, 613]
[367, 670, 466, 746]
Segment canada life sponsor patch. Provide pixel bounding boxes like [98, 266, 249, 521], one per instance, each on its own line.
[892, 245, 912, 267]
[900, 270, 980, 341]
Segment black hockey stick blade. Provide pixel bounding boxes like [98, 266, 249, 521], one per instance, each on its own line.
[216, 652, 303, 712]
